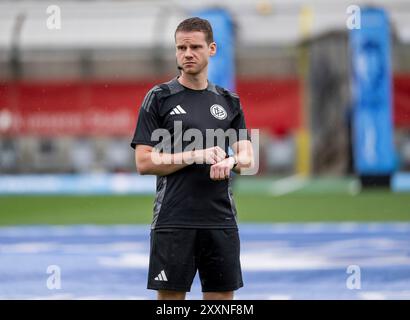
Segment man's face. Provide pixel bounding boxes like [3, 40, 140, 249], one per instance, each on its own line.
[175, 31, 216, 75]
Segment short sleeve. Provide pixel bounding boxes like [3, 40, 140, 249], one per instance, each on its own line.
[231, 100, 250, 142]
[130, 89, 161, 149]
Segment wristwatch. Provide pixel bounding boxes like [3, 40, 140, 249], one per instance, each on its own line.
[232, 156, 238, 169]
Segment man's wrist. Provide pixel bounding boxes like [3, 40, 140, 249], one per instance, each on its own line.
[190, 150, 203, 163]
[230, 155, 238, 169]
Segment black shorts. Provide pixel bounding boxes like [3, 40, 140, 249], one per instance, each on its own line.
[147, 228, 243, 292]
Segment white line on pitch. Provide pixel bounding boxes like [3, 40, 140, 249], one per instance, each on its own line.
[270, 175, 308, 196]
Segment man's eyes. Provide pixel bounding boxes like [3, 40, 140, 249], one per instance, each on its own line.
[177, 45, 202, 50]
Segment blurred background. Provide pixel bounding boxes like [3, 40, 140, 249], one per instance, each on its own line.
[0, 0, 410, 180]
[1, 0, 410, 220]
[0, 0, 410, 300]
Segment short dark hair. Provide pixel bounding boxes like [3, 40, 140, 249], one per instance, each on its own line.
[175, 17, 214, 44]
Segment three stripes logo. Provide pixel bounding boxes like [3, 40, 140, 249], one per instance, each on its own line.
[170, 105, 187, 115]
[154, 270, 168, 281]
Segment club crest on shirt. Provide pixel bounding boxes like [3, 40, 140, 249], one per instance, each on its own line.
[210, 104, 227, 120]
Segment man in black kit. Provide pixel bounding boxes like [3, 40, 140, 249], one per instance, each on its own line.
[131, 17, 254, 300]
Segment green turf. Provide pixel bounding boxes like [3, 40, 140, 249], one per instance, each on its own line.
[0, 190, 409, 225]
[235, 192, 410, 222]
[0, 195, 154, 225]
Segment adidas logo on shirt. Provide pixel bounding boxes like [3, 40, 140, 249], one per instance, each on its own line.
[154, 270, 168, 281]
[170, 105, 187, 115]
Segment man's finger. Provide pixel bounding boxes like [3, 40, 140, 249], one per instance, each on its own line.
[213, 166, 220, 180]
[208, 152, 216, 164]
[219, 167, 225, 180]
[210, 166, 215, 179]
[213, 146, 225, 157]
[225, 167, 230, 178]
[217, 149, 226, 159]
[215, 154, 225, 163]
[215, 167, 221, 180]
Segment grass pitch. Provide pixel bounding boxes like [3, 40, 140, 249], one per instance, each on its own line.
[1, 190, 409, 225]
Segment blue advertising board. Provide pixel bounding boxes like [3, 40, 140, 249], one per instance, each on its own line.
[196, 8, 236, 91]
[350, 7, 395, 175]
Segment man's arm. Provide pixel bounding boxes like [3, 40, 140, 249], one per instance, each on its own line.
[231, 140, 254, 174]
[209, 140, 254, 180]
[135, 145, 226, 176]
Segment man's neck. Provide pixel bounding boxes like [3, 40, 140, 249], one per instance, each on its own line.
[178, 72, 208, 90]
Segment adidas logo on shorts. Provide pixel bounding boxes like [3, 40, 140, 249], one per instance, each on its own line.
[170, 105, 187, 115]
[154, 270, 168, 281]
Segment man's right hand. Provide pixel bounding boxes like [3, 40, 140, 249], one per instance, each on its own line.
[192, 146, 226, 164]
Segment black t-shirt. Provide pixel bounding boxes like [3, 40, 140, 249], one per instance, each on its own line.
[131, 77, 249, 229]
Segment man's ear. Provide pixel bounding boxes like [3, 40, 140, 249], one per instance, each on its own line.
[209, 42, 217, 57]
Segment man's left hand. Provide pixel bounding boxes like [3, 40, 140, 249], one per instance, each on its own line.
[210, 157, 235, 180]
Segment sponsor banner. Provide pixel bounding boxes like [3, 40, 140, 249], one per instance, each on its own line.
[0, 82, 151, 136]
[350, 7, 395, 175]
[0, 79, 301, 136]
[393, 74, 410, 128]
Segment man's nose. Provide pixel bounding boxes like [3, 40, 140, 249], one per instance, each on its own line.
[184, 48, 193, 58]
